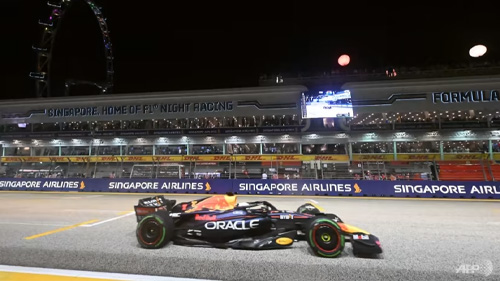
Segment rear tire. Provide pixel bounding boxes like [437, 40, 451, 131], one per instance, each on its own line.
[136, 210, 174, 249]
[306, 217, 345, 258]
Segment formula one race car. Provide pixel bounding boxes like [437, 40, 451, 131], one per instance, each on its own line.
[134, 193, 382, 258]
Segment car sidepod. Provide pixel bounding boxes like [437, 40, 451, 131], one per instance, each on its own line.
[174, 210, 274, 246]
[226, 229, 297, 250]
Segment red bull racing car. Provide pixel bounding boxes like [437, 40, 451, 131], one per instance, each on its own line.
[134, 193, 382, 258]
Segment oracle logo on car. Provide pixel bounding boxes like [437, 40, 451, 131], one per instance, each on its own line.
[204, 219, 259, 230]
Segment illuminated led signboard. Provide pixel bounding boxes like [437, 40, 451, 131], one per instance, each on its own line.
[301, 90, 353, 118]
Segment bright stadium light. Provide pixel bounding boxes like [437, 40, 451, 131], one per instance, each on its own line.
[469, 45, 487, 57]
[338, 54, 350, 66]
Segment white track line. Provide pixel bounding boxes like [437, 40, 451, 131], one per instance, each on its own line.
[80, 212, 134, 227]
[62, 209, 130, 213]
[0, 265, 218, 281]
[83, 195, 105, 198]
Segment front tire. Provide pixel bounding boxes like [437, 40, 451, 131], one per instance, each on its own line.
[306, 217, 345, 258]
[136, 211, 174, 249]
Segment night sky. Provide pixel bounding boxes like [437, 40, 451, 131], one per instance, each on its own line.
[1, 0, 500, 99]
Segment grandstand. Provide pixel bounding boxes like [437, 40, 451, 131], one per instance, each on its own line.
[1, 67, 500, 180]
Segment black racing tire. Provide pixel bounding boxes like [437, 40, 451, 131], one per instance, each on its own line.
[136, 210, 174, 249]
[306, 217, 345, 258]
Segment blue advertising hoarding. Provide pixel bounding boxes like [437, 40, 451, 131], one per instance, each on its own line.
[0, 178, 499, 199]
[0, 178, 82, 191]
[233, 179, 500, 199]
[83, 178, 231, 194]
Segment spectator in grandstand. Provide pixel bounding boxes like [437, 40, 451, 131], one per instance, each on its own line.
[493, 142, 500, 152]
[482, 143, 489, 153]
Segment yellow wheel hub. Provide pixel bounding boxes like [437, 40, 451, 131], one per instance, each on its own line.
[321, 233, 331, 242]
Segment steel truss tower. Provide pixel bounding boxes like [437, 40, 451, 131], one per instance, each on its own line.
[29, 0, 114, 97]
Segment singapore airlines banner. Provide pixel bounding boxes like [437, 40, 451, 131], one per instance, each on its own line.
[0, 178, 499, 199]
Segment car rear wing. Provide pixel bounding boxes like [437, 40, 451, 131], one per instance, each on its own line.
[134, 196, 176, 223]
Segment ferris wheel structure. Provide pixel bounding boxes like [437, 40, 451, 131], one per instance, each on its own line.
[29, 0, 114, 97]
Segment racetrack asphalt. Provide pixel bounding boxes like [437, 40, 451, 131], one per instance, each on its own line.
[0, 192, 498, 281]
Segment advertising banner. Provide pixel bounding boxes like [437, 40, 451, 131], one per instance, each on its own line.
[352, 154, 395, 161]
[0, 154, 349, 163]
[0, 178, 230, 193]
[443, 153, 489, 161]
[0, 178, 498, 199]
[1, 157, 24, 163]
[233, 179, 500, 199]
[89, 156, 120, 163]
[82, 178, 230, 194]
[3, 154, 492, 163]
[234, 179, 360, 196]
[1, 156, 90, 163]
[0, 178, 83, 191]
[397, 153, 440, 161]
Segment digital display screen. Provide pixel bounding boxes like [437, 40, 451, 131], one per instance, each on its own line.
[17, 123, 27, 128]
[301, 90, 353, 118]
